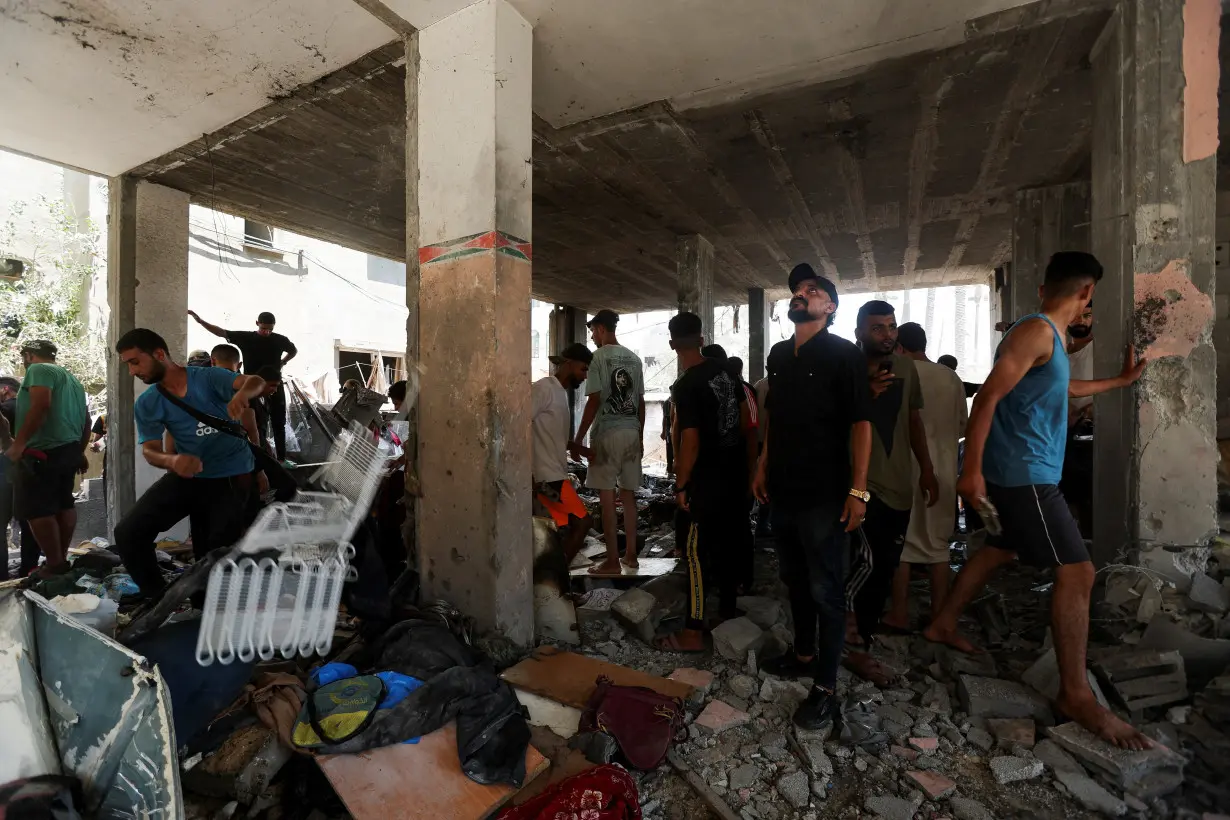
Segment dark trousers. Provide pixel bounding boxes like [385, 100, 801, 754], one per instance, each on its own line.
[683, 491, 747, 629]
[773, 500, 849, 690]
[0, 465, 38, 579]
[254, 385, 288, 461]
[115, 472, 253, 595]
[846, 495, 912, 645]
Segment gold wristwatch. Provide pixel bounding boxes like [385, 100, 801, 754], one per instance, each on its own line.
[849, 488, 870, 502]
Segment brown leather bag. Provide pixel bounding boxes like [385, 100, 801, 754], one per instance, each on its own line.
[578, 676, 685, 770]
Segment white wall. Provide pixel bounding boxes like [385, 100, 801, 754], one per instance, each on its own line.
[185, 206, 409, 400]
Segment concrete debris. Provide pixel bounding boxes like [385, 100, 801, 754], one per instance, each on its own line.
[1089, 648, 1188, 712]
[711, 617, 764, 661]
[1021, 647, 1110, 706]
[1195, 673, 1230, 724]
[920, 681, 952, 716]
[907, 737, 938, 754]
[1137, 545, 1211, 592]
[1032, 738, 1084, 776]
[1164, 705, 1190, 724]
[610, 587, 657, 643]
[966, 727, 995, 752]
[949, 796, 993, 820]
[1136, 584, 1163, 624]
[1140, 614, 1230, 685]
[1054, 769, 1128, 817]
[695, 700, 750, 735]
[863, 793, 920, 820]
[728, 674, 758, 701]
[904, 769, 955, 799]
[1047, 722, 1186, 798]
[735, 596, 782, 630]
[985, 717, 1035, 750]
[958, 675, 1054, 724]
[936, 644, 999, 679]
[1188, 572, 1230, 614]
[728, 763, 759, 791]
[775, 770, 809, 809]
[989, 755, 1044, 784]
[668, 667, 714, 694]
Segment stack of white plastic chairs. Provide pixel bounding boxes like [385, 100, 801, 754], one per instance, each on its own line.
[196, 421, 389, 665]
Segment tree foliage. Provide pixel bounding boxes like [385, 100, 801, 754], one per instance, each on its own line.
[0, 195, 107, 392]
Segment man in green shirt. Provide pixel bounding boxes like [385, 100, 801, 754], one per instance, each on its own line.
[6, 340, 90, 576]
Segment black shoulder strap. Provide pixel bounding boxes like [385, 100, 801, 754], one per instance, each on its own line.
[155, 384, 246, 440]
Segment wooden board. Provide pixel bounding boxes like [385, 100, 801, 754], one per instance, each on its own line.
[499, 646, 694, 710]
[568, 556, 677, 579]
[319, 724, 548, 820]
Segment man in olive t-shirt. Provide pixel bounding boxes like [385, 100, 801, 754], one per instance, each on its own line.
[7, 340, 90, 576]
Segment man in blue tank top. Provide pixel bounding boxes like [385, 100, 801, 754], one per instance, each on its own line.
[924, 251, 1152, 750]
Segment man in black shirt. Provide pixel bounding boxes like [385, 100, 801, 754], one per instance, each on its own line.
[0, 376, 38, 578]
[753, 263, 873, 735]
[189, 310, 297, 461]
[657, 313, 756, 652]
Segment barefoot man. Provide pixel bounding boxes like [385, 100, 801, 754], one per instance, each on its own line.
[923, 251, 1151, 750]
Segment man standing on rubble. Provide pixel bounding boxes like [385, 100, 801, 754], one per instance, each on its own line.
[658, 315, 757, 651]
[533, 343, 594, 563]
[924, 251, 1152, 750]
[753, 263, 873, 734]
[571, 310, 645, 574]
[7, 340, 91, 578]
[113, 328, 267, 598]
[188, 310, 297, 462]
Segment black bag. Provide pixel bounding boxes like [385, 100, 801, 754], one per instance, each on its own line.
[155, 385, 297, 501]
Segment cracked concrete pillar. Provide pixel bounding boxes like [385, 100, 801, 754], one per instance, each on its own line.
[677, 234, 715, 347]
[748, 287, 770, 383]
[1010, 182, 1091, 321]
[1090, 0, 1219, 562]
[105, 177, 189, 536]
[413, 0, 534, 644]
[549, 304, 586, 354]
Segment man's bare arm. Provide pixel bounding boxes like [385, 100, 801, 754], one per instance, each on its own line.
[850, 420, 871, 491]
[7, 386, 50, 455]
[1068, 345, 1146, 397]
[574, 393, 601, 445]
[188, 310, 228, 338]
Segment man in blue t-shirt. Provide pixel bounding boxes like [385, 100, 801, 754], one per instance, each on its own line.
[113, 328, 268, 598]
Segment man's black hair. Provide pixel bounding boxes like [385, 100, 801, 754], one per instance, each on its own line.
[856, 299, 896, 328]
[937, 354, 958, 371]
[727, 356, 744, 379]
[116, 328, 169, 356]
[897, 322, 927, 353]
[211, 343, 240, 365]
[389, 380, 408, 405]
[669, 312, 703, 347]
[700, 343, 727, 361]
[0, 376, 19, 392]
[255, 365, 282, 384]
[1042, 251, 1103, 298]
[257, 311, 276, 325]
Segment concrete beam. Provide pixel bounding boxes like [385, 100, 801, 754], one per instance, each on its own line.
[677, 234, 715, 345]
[748, 288, 770, 384]
[1010, 181, 1091, 320]
[1090, 0, 1219, 560]
[105, 178, 190, 535]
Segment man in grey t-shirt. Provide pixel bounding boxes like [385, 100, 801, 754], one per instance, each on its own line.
[571, 310, 645, 574]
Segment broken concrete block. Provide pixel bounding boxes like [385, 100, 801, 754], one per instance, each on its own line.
[908, 737, 938, 754]
[958, 675, 1054, 725]
[1104, 572, 1142, 611]
[1189, 572, 1230, 614]
[863, 794, 920, 820]
[1054, 769, 1127, 817]
[1136, 584, 1163, 624]
[966, 727, 995, 752]
[985, 718, 1035, 750]
[1032, 738, 1084, 776]
[610, 588, 657, 643]
[728, 674, 758, 701]
[1047, 721, 1186, 798]
[760, 677, 809, 704]
[920, 681, 952, 716]
[904, 769, 955, 799]
[989, 755, 1044, 784]
[735, 596, 782, 629]
[950, 797, 993, 820]
[1021, 648, 1110, 707]
[1195, 673, 1230, 725]
[695, 699, 750, 735]
[936, 644, 998, 679]
[728, 763, 759, 791]
[1089, 647, 1189, 712]
[890, 745, 918, 761]
[1137, 545, 1210, 592]
[1140, 614, 1230, 686]
[668, 667, 713, 694]
[775, 770, 809, 809]
[711, 617, 764, 661]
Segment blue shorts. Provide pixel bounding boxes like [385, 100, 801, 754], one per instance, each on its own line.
[985, 483, 1089, 567]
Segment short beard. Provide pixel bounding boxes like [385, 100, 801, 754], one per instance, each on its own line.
[788, 306, 816, 325]
[140, 360, 167, 385]
[1068, 325, 1092, 339]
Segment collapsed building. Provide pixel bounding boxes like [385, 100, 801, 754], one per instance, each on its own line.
[2, 0, 1230, 818]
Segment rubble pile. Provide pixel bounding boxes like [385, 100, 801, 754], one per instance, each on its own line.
[567, 532, 1230, 819]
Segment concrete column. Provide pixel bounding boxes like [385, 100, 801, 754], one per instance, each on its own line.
[105, 177, 190, 535]
[548, 304, 585, 354]
[1010, 182, 1091, 321]
[414, 0, 534, 644]
[677, 234, 715, 346]
[1090, 0, 1219, 562]
[748, 287, 770, 383]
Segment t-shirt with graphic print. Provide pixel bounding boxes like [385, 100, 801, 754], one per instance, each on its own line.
[672, 357, 747, 508]
[135, 367, 255, 479]
[865, 353, 924, 511]
[585, 344, 645, 439]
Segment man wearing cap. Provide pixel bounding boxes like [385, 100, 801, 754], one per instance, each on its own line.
[753, 264, 873, 735]
[188, 309, 297, 461]
[5, 340, 91, 577]
[533, 343, 594, 562]
[571, 310, 646, 574]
